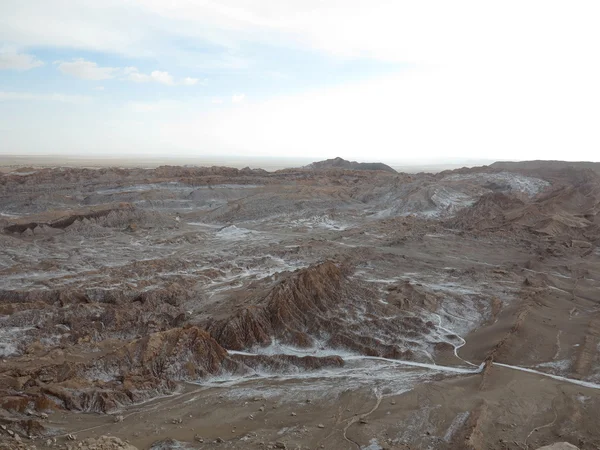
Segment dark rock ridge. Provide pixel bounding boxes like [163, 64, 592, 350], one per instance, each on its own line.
[305, 157, 397, 173]
[3, 205, 134, 234]
[491, 160, 600, 175]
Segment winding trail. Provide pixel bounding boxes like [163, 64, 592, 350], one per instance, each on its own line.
[429, 311, 478, 367]
[421, 310, 600, 391]
[342, 388, 383, 450]
[524, 396, 558, 449]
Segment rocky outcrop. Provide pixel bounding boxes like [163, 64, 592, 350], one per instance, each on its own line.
[0, 327, 228, 413]
[88, 326, 229, 381]
[446, 192, 524, 231]
[206, 261, 431, 359]
[305, 157, 397, 173]
[0, 286, 188, 353]
[207, 261, 347, 350]
[385, 281, 440, 312]
[486, 302, 532, 362]
[572, 315, 600, 380]
[0, 325, 351, 414]
[2, 206, 134, 234]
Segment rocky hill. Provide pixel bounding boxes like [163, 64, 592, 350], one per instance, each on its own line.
[305, 156, 397, 173]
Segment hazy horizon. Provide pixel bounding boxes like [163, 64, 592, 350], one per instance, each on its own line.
[0, 153, 502, 173]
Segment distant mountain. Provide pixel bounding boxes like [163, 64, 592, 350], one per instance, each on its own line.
[305, 157, 397, 173]
[491, 160, 600, 175]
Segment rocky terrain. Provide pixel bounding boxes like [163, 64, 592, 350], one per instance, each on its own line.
[1, 159, 599, 450]
[490, 160, 600, 176]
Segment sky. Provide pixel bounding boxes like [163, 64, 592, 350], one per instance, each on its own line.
[1, 0, 599, 164]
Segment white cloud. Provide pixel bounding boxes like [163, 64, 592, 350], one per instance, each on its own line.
[55, 61, 193, 87]
[0, 91, 91, 104]
[126, 100, 180, 113]
[181, 77, 207, 86]
[231, 93, 245, 103]
[124, 67, 150, 83]
[125, 67, 178, 85]
[182, 77, 199, 86]
[211, 98, 223, 104]
[150, 70, 174, 85]
[93, 86, 105, 91]
[57, 58, 117, 80]
[0, 48, 43, 70]
[129, 72, 149, 82]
